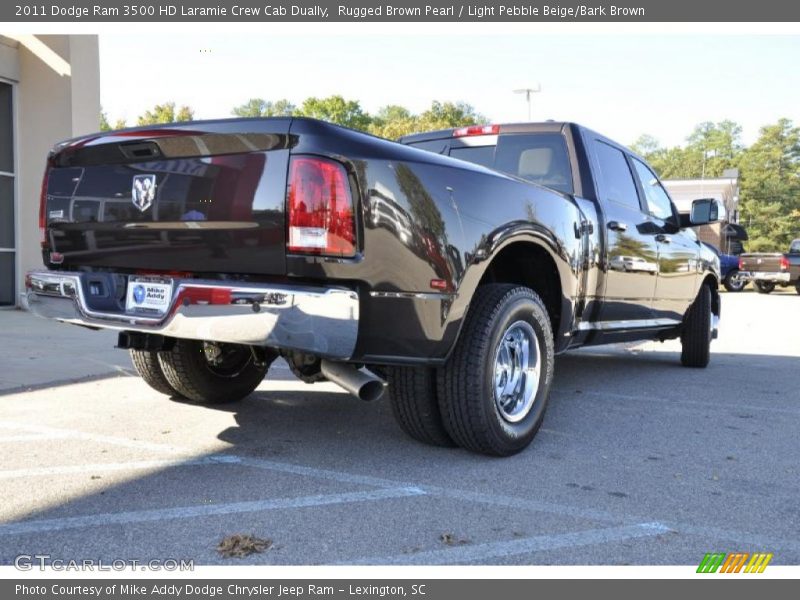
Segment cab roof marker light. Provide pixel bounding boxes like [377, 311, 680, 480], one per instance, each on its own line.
[453, 125, 500, 137]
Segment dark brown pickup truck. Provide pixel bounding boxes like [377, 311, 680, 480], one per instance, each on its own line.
[739, 239, 800, 294]
[24, 118, 723, 456]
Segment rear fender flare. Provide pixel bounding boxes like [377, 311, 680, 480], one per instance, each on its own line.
[446, 225, 579, 356]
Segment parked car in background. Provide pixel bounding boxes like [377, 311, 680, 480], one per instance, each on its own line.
[702, 242, 746, 292]
[738, 239, 800, 294]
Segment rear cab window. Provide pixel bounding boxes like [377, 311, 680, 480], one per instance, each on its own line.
[408, 131, 574, 195]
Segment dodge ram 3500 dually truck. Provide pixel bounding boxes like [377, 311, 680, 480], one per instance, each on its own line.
[738, 239, 800, 294]
[24, 118, 721, 456]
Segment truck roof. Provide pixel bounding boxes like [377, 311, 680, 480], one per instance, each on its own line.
[400, 121, 573, 144]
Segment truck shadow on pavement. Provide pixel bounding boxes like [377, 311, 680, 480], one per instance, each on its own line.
[2, 349, 799, 565]
[214, 348, 797, 456]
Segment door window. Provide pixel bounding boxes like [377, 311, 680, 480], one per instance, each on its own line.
[631, 158, 674, 221]
[594, 141, 641, 211]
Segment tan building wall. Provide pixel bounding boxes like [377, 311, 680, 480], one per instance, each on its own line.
[663, 176, 740, 253]
[0, 34, 100, 307]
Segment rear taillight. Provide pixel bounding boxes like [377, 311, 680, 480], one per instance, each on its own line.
[780, 255, 789, 271]
[287, 156, 356, 257]
[39, 157, 54, 248]
[453, 124, 499, 137]
[738, 257, 744, 270]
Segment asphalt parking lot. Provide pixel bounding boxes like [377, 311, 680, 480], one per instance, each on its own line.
[1, 287, 798, 566]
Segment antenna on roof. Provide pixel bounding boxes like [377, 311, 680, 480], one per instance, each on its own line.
[513, 84, 542, 121]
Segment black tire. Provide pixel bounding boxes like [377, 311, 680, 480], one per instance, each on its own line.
[723, 270, 746, 292]
[755, 281, 775, 294]
[680, 285, 712, 368]
[158, 339, 271, 404]
[386, 366, 455, 447]
[129, 349, 182, 397]
[437, 284, 554, 456]
[795, 282, 800, 296]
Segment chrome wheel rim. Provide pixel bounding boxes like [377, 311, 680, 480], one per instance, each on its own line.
[493, 320, 541, 423]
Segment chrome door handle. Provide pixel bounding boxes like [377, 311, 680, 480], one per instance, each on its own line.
[656, 234, 672, 244]
[608, 221, 627, 232]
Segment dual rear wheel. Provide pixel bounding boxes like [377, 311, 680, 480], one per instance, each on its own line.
[389, 282, 716, 455]
[388, 284, 555, 456]
[129, 339, 272, 404]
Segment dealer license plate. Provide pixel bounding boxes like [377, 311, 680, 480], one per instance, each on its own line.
[125, 277, 174, 315]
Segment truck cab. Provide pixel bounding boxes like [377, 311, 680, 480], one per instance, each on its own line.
[402, 122, 721, 346]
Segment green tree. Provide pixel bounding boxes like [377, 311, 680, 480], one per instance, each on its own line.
[630, 138, 692, 180]
[417, 100, 486, 131]
[737, 118, 800, 251]
[137, 102, 195, 126]
[296, 95, 371, 131]
[630, 134, 662, 157]
[231, 98, 295, 117]
[632, 121, 745, 180]
[99, 108, 126, 131]
[368, 104, 420, 139]
[684, 120, 743, 178]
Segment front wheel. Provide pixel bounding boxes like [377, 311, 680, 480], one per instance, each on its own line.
[754, 281, 775, 294]
[723, 270, 746, 292]
[437, 284, 554, 456]
[681, 285, 712, 368]
[158, 340, 273, 404]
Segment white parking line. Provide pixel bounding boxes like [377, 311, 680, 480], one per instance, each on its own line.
[661, 521, 800, 554]
[344, 522, 671, 565]
[0, 486, 426, 536]
[3, 420, 799, 554]
[233, 455, 409, 489]
[0, 421, 189, 454]
[425, 486, 628, 525]
[0, 455, 240, 480]
[228, 456, 800, 552]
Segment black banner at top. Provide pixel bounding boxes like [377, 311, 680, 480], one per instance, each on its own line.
[4, 0, 800, 22]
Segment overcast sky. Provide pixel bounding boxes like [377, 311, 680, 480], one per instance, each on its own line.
[99, 33, 799, 147]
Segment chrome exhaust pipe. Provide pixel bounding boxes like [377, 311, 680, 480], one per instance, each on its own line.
[320, 360, 386, 402]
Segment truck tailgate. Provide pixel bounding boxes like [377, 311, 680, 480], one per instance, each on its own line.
[739, 253, 783, 272]
[43, 120, 293, 276]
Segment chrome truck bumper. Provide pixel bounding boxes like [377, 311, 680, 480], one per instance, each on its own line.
[22, 271, 360, 360]
[739, 271, 791, 283]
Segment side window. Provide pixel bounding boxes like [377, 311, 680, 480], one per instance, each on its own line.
[631, 158, 674, 221]
[594, 141, 641, 212]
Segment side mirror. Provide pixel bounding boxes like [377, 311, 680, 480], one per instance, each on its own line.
[690, 198, 719, 226]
